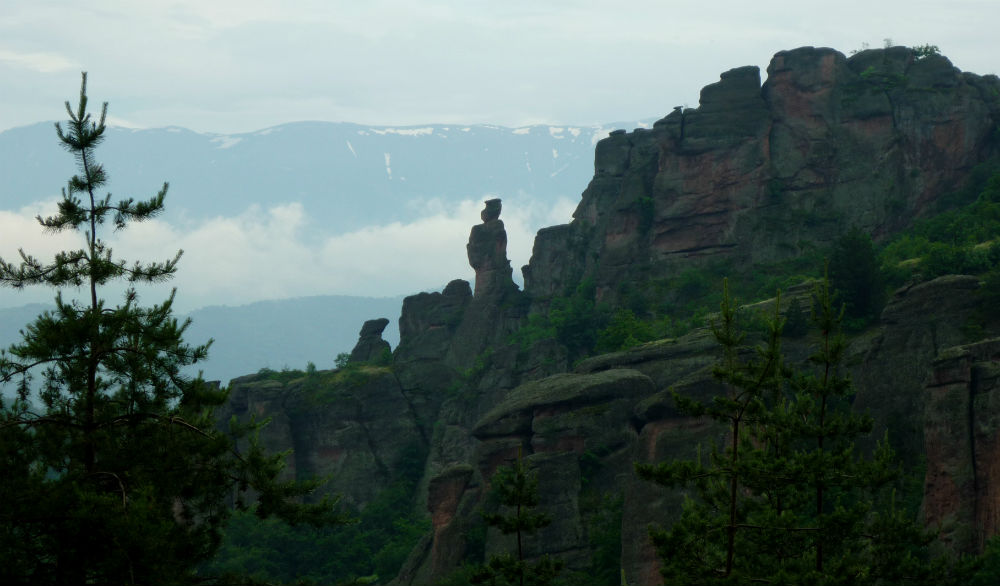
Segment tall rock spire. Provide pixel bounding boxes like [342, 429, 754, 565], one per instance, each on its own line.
[467, 198, 517, 299]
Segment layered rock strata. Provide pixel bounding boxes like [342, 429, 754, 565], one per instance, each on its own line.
[523, 46, 1000, 306]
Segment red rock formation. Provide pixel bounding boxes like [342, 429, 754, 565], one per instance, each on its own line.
[425, 466, 475, 578]
[524, 46, 1000, 305]
[924, 339, 1000, 553]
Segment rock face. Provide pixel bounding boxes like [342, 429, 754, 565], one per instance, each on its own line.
[923, 338, 1000, 553]
[852, 276, 986, 461]
[222, 47, 1000, 586]
[523, 46, 1000, 305]
[222, 365, 425, 510]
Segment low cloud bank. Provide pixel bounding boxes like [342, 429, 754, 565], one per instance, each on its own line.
[0, 196, 577, 312]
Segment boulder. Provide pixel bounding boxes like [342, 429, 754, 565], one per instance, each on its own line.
[480, 198, 502, 222]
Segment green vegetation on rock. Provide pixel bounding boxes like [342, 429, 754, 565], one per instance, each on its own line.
[206, 441, 429, 585]
[636, 277, 965, 584]
[882, 168, 1000, 286]
[829, 229, 886, 329]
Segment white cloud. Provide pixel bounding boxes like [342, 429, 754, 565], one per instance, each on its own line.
[0, 199, 81, 258]
[0, 196, 576, 312]
[209, 135, 242, 149]
[0, 200, 93, 306]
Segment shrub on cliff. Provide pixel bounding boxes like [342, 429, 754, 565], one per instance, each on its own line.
[511, 279, 607, 359]
[829, 228, 886, 326]
[596, 308, 655, 352]
[881, 169, 1000, 286]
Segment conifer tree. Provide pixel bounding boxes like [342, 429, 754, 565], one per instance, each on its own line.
[636, 279, 785, 584]
[828, 228, 886, 325]
[637, 275, 959, 585]
[473, 448, 563, 586]
[0, 73, 339, 585]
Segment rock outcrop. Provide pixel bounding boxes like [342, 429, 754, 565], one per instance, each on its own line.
[222, 47, 1000, 586]
[348, 318, 391, 363]
[468, 198, 519, 300]
[523, 46, 1000, 306]
[222, 365, 425, 510]
[852, 275, 986, 461]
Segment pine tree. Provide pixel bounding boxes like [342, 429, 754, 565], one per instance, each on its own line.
[828, 228, 886, 325]
[637, 275, 959, 585]
[0, 73, 339, 585]
[636, 279, 786, 584]
[473, 447, 563, 586]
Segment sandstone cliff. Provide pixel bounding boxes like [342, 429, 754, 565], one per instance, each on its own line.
[524, 46, 1000, 308]
[222, 46, 1000, 585]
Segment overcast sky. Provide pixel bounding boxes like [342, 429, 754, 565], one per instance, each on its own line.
[2, 0, 997, 134]
[2, 1, 998, 311]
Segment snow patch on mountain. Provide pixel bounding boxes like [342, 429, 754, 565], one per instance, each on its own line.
[371, 127, 435, 137]
[210, 136, 242, 149]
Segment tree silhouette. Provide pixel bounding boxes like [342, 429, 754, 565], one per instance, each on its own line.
[0, 73, 340, 585]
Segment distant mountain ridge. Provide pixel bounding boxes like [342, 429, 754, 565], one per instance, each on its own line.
[1, 119, 651, 232]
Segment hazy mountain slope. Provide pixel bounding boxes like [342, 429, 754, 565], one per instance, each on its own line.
[0, 295, 404, 387]
[183, 294, 405, 384]
[1, 120, 647, 231]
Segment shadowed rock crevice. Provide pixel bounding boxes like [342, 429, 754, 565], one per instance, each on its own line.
[923, 338, 1000, 553]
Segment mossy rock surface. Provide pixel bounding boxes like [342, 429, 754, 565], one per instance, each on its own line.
[473, 369, 654, 438]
